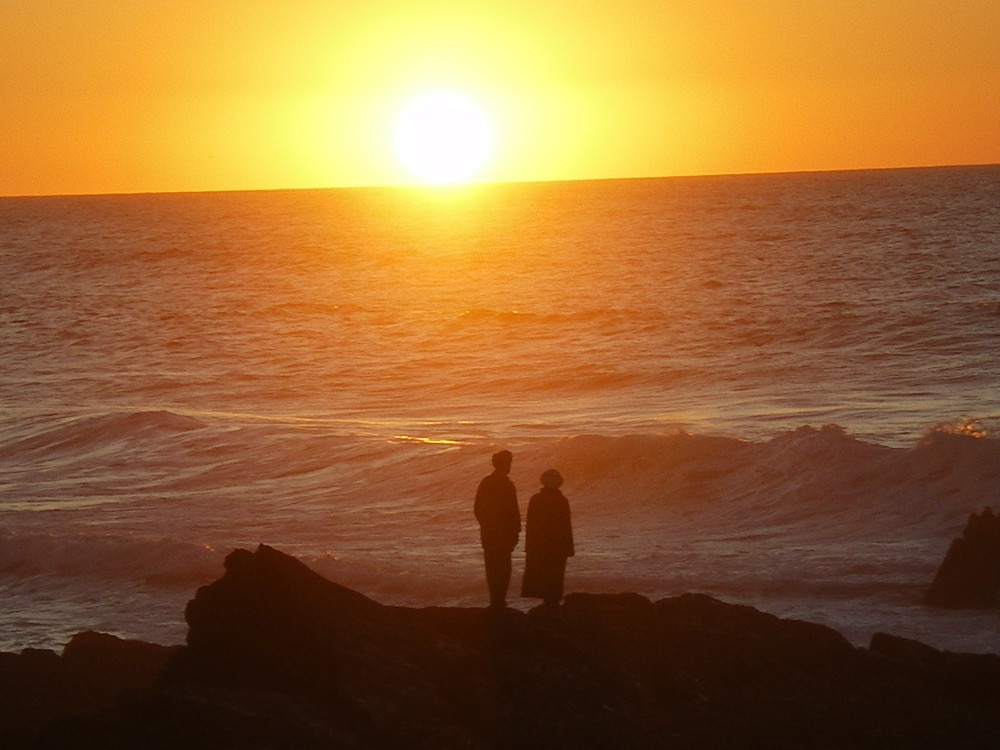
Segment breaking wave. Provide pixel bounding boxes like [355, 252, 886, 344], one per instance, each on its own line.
[3, 413, 997, 593]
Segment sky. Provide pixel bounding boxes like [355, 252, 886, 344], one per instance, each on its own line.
[2, 0, 999, 196]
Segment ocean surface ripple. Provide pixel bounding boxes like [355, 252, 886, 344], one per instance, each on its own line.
[2, 166, 999, 653]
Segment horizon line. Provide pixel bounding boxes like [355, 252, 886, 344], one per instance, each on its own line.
[3, 161, 997, 201]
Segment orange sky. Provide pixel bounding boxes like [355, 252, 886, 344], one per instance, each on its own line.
[3, 0, 998, 196]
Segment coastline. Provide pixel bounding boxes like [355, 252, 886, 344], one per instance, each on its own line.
[4, 545, 1000, 749]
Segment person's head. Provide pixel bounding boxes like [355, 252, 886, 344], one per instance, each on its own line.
[540, 469, 563, 489]
[492, 450, 513, 473]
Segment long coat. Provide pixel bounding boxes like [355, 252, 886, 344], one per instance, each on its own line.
[521, 487, 574, 601]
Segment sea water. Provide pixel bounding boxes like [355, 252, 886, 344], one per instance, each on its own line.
[2, 166, 999, 653]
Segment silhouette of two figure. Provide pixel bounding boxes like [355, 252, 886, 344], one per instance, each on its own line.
[474, 452, 574, 610]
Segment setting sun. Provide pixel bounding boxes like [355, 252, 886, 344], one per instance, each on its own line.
[393, 91, 494, 185]
[1, 1, 998, 195]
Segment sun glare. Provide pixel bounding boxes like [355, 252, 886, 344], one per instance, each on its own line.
[393, 91, 494, 185]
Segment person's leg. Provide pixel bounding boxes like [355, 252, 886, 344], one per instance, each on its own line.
[484, 547, 511, 607]
[542, 558, 568, 610]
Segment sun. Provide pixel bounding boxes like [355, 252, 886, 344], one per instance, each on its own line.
[393, 91, 494, 185]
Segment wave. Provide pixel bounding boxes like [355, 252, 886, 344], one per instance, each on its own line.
[452, 306, 647, 330]
[527, 424, 1000, 542]
[2, 413, 996, 589]
[3, 410, 996, 528]
[0, 529, 224, 587]
[0, 410, 206, 462]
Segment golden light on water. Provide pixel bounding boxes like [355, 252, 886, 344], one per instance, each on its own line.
[392, 435, 468, 446]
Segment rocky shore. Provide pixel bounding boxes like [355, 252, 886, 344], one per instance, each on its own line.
[3, 544, 1000, 749]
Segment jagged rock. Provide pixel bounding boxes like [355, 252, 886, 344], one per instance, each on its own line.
[925, 506, 1000, 608]
[22, 544, 1000, 749]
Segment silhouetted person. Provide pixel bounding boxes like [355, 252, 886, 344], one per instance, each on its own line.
[474, 450, 520, 608]
[521, 469, 574, 610]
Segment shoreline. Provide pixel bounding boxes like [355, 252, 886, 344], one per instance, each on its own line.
[4, 545, 1000, 749]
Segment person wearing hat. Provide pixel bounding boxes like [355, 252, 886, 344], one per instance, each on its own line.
[474, 450, 521, 608]
[521, 469, 575, 610]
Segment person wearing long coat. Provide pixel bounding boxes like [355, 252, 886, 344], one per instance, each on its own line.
[521, 469, 574, 608]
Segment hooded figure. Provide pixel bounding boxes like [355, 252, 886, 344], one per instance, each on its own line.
[521, 469, 574, 607]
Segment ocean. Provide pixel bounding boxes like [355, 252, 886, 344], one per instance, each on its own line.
[2, 165, 999, 654]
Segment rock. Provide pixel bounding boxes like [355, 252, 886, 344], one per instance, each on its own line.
[27, 545, 1000, 749]
[925, 506, 1000, 608]
[61, 631, 176, 698]
[0, 633, 175, 750]
[871, 632, 1000, 696]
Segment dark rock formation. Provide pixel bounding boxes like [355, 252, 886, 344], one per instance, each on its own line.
[0, 632, 176, 749]
[7, 544, 1000, 749]
[925, 506, 1000, 608]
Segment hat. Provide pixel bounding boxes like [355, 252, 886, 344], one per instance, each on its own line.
[540, 469, 563, 488]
